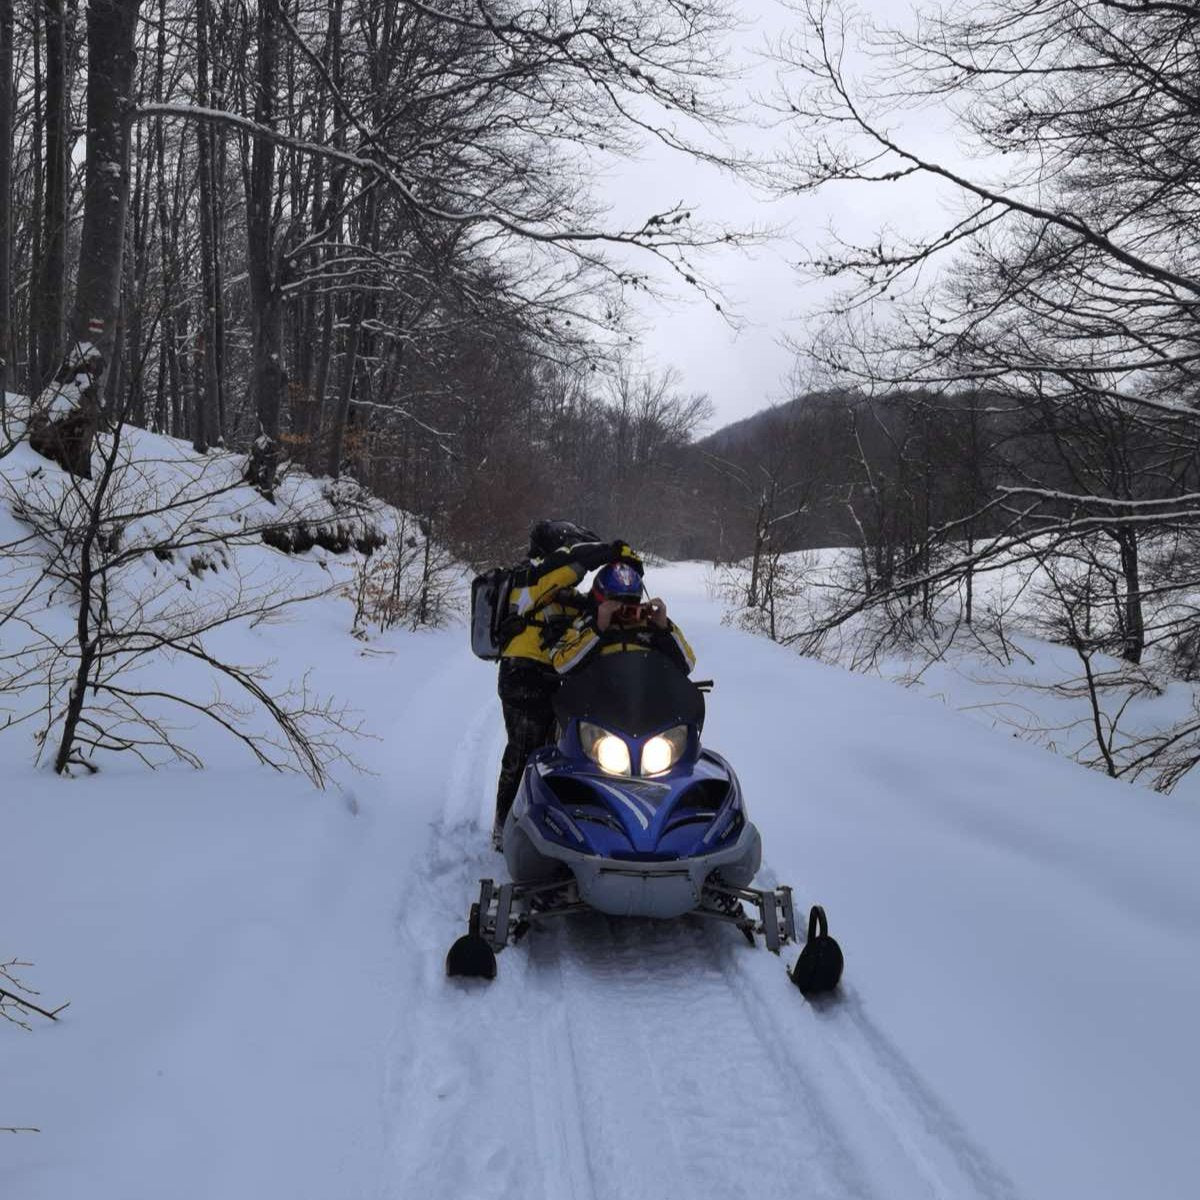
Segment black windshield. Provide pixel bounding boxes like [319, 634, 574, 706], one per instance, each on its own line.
[554, 652, 704, 736]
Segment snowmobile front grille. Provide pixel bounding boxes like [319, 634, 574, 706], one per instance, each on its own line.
[544, 775, 604, 806]
[680, 779, 731, 807]
[663, 810, 718, 834]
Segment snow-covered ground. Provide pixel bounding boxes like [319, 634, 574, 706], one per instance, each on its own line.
[716, 546, 1200, 797]
[4, 533, 1200, 1199]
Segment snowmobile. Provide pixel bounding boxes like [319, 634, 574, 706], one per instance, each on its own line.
[446, 652, 844, 996]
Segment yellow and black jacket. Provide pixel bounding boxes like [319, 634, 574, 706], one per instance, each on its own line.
[550, 608, 696, 676]
[501, 539, 639, 667]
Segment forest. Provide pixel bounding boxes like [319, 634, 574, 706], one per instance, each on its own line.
[4, 5, 1200, 1190]
[0, 0, 739, 558]
[4, 0, 1200, 785]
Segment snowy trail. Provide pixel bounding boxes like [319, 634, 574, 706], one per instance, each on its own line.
[8, 560, 1200, 1200]
[378, 616, 1024, 1200]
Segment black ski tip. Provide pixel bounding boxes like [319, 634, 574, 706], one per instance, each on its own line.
[789, 904, 844, 998]
[446, 934, 497, 981]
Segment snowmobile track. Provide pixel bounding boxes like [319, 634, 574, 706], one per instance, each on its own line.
[389, 668, 1026, 1200]
[722, 926, 1025, 1200]
[815, 990, 1023, 1200]
[525, 913, 860, 1200]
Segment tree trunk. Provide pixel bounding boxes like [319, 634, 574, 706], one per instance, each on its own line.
[193, 0, 220, 452]
[53, 426, 125, 774]
[30, 0, 141, 477]
[326, 291, 364, 478]
[307, 0, 345, 473]
[310, 290, 335, 471]
[73, 1, 140, 359]
[150, 0, 181, 435]
[34, 0, 69, 393]
[152, 337, 166, 431]
[122, 115, 151, 426]
[244, 0, 285, 497]
[748, 492, 766, 608]
[0, 0, 11, 400]
[1116, 524, 1145, 665]
[210, 0, 230, 440]
[27, 10, 43, 393]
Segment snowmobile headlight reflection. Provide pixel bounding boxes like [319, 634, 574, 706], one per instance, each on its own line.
[580, 721, 631, 776]
[640, 725, 688, 776]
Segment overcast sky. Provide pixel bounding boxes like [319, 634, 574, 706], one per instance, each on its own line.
[597, 0, 955, 432]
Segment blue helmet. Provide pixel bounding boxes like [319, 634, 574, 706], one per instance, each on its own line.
[593, 561, 643, 602]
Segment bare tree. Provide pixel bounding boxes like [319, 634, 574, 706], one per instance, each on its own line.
[0, 957, 66, 1136]
[757, 0, 1200, 784]
[29, 0, 72, 396]
[2, 428, 360, 781]
[0, 0, 12, 401]
[29, 0, 142, 478]
[704, 405, 813, 615]
[242, 0, 285, 495]
[1, 958, 67, 1032]
[136, 0, 744, 493]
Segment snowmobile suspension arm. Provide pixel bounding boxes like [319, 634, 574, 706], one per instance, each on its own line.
[472, 877, 798, 954]
[473, 877, 582, 952]
[700, 882, 798, 953]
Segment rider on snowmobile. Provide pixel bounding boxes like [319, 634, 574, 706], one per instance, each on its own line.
[492, 521, 642, 844]
[550, 560, 696, 676]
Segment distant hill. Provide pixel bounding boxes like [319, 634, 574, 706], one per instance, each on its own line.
[697, 390, 855, 457]
[669, 387, 1014, 560]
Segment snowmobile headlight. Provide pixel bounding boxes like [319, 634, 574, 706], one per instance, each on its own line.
[595, 735, 632, 776]
[640, 725, 688, 776]
[580, 722, 631, 776]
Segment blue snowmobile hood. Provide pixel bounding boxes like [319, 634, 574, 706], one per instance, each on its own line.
[517, 654, 742, 860]
[524, 747, 744, 860]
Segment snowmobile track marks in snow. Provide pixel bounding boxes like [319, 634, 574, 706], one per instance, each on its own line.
[525, 930, 601, 1200]
[394, 665, 1020, 1200]
[725, 939, 1026, 1200]
[527, 913, 853, 1200]
[815, 989, 1024, 1200]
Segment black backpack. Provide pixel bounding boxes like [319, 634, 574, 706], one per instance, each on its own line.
[470, 563, 580, 660]
[470, 566, 519, 660]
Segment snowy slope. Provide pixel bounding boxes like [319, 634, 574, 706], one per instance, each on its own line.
[4, 561, 1200, 1200]
[716, 544, 1200, 791]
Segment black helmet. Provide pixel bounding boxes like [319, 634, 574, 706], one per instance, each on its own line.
[528, 519, 598, 559]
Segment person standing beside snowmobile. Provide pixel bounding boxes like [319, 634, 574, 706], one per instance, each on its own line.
[492, 521, 642, 847]
[550, 560, 696, 677]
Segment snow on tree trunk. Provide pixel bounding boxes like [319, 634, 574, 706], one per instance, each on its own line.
[29, 0, 141, 479]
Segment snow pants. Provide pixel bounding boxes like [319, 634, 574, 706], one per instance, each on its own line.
[495, 658, 559, 828]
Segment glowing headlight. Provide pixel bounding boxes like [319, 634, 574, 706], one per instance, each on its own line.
[596, 736, 632, 775]
[580, 722, 631, 776]
[640, 725, 688, 776]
